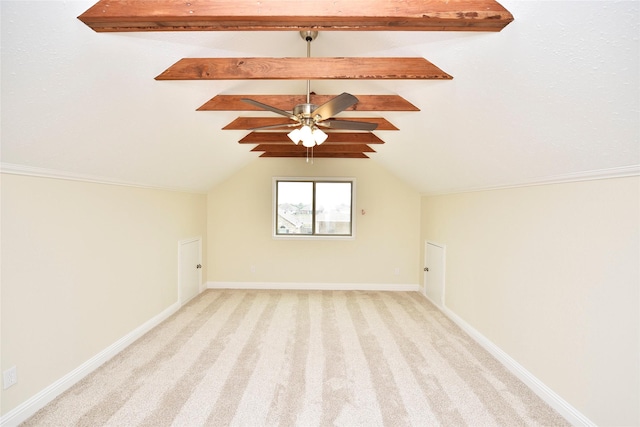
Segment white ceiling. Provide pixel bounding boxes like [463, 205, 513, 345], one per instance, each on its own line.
[1, 1, 638, 194]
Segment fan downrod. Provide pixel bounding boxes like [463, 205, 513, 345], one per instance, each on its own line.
[299, 31, 318, 42]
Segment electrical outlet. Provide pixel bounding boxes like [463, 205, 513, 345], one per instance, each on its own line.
[3, 366, 17, 389]
[394, 267, 400, 276]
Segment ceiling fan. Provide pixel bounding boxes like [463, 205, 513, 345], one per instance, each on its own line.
[241, 31, 378, 148]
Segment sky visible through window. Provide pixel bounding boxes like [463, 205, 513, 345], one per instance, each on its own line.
[277, 181, 312, 205]
[277, 181, 351, 209]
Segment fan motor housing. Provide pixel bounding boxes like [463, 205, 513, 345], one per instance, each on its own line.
[293, 103, 318, 118]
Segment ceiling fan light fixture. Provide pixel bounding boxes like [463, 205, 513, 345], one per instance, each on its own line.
[300, 124, 312, 139]
[287, 128, 302, 144]
[290, 125, 328, 147]
[300, 125, 315, 147]
[240, 32, 374, 158]
[312, 127, 328, 145]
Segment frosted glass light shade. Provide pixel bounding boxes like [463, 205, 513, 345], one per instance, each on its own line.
[302, 136, 316, 147]
[312, 127, 328, 145]
[299, 125, 312, 139]
[287, 128, 302, 144]
[288, 125, 328, 147]
[300, 125, 315, 147]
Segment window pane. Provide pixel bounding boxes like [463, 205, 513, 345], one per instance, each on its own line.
[315, 182, 352, 235]
[276, 181, 313, 234]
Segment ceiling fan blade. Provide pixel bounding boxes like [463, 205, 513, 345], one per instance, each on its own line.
[248, 123, 301, 131]
[311, 92, 358, 121]
[241, 98, 295, 119]
[318, 119, 378, 131]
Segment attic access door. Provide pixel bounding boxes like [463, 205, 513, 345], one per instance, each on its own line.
[424, 241, 445, 308]
[179, 237, 202, 305]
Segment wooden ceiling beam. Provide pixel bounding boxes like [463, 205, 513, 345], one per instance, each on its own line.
[238, 132, 385, 144]
[156, 58, 451, 80]
[199, 95, 419, 111]
[260, 152, 370, 159]
[252, 144, 375, 153]
[223, 117, 398, 131]
[78, 0, 513, 32]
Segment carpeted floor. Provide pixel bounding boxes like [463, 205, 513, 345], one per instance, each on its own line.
[23, 290, 569, 426]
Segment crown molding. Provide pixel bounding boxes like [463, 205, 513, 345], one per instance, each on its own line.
[4, 163, 637, 197]
[0, 163, 206, 194]
[422, 164, 640, 196]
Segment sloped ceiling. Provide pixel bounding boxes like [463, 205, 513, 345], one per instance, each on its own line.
[1, 1, 638, 194]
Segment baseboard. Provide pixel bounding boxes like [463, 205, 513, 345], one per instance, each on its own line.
[206, 281, 420, 292]
[0, 301, 181, 427]
[429, 297, 595, 427]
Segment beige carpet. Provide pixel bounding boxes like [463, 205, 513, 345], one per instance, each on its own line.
[23, 290, 568, 426]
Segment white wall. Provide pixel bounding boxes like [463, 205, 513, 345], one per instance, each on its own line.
[421, 176, 639, 426]
[0, 174, 207, 416]
[4, 167, 637, 426]
[207, 158, 421, 287]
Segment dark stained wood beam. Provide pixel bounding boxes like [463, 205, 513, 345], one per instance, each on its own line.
[252, 144, 375, 153]
[156, 58, 452, 80]
[223, 117, 398, 130]
[199, 94, 420, 111]
[78, 0, 513, 32]
[239, 132, 385, 144]
[260, 152, 370, 159]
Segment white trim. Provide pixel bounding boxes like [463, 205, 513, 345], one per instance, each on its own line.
[0, 302, 181, 427]
[206, 281, 419, 292]
[0, 163, 206, 194]
[422, 164, 640, 196]
[424, 241, 446, 308]
[5, 163, 636, 198]
[178, 237, 203, 305]
[426, 296, 596, 427]
[422, 292, 441, 308]
[272, 176, 357, 240]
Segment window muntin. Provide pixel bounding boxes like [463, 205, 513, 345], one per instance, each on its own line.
[275, 179, 354, 237]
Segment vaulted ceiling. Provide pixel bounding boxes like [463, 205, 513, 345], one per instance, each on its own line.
[78, 0, 508, 160]
[1, 1, 638, 194]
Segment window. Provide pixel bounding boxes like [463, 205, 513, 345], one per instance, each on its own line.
[274, 178, 355, 238]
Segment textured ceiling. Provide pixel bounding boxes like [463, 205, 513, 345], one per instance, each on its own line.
[1, 1, 638, 194]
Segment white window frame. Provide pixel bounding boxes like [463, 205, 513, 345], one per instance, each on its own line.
[272, 177, 356, 240]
